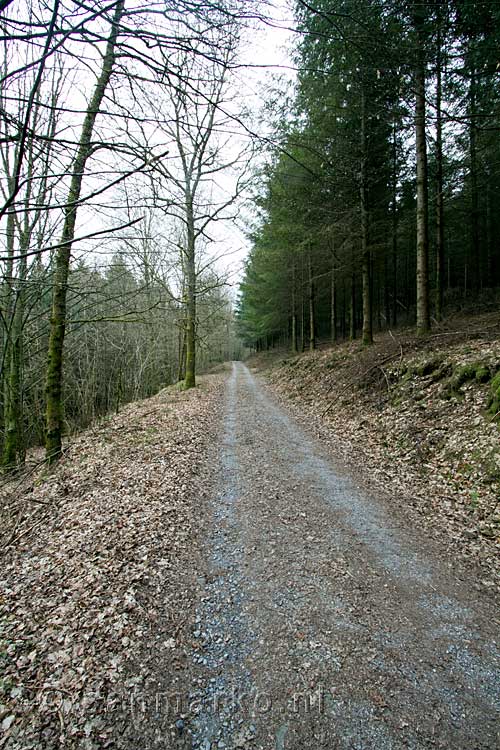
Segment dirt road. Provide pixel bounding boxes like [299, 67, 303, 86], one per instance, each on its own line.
[187, 362, 499, 750]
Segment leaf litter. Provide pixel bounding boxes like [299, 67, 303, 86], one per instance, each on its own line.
[0, 374, 225, 749]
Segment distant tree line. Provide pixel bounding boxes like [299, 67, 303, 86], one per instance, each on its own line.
[5, 250, 239, 462]
[237, 0, 500, 350]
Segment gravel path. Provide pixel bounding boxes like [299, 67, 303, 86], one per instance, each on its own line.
[188, 362, 499, 750]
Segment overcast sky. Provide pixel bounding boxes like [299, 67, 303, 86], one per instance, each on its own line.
[214, 0, 297, 290]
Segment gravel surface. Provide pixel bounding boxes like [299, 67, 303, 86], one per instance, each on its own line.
[186, 362, 499, 750]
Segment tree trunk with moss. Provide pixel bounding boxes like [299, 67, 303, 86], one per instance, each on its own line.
[177, 277, 187, 382]
[468, 66, 480, 291]
[178, 325, 186, 383]
[349, 271, 356, 340]
[184, 284, 196, 388]
[184, 198, 196, 389]
[3, 302, 22, 469]
[45, 0, 124, 463]
[1, 203, 15, 463]
[2, 243, 26, 470]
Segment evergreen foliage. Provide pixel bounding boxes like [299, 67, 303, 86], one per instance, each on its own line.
[237, 0, 500, 349]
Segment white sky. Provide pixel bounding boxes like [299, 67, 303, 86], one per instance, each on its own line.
[200, 0, 297, 290]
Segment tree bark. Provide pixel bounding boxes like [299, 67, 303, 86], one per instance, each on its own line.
[184, 201, 196, 389]
[360, 86, 372, 345]
[330, 252, 337, 344]
[391, 121, 398, 327]
[178, 326, 186, 382]
[414, 4, 431, 335]
[45, 0, 124, 463]
[300, 258, 305, 351]
[349, 271, 356, 340]
[291, 262, 298, 353]
[468, 66, 480, 291]
[2, 242, 27, 469]
[2, 303, 21, 469]
[1, 198, 15, 461]
[341, 277, 346, 339]
[435, 18, 444, 321]
[308, 250, 316, 351]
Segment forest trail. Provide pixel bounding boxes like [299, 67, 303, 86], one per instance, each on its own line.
[189, 362, 499, 750]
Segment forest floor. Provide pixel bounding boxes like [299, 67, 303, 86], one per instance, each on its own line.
[1, 340, 499, 749]
[0, 376, 225, 749]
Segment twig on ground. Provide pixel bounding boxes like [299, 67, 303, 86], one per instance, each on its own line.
[379, 366, 391, 392]
[321, 352, 398, 417]
[3, 511, 49, 549]
[388, 329, 404, 376]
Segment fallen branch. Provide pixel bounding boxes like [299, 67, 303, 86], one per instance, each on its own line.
[2, 508, 50, 549]
[379, 365, 391, 392]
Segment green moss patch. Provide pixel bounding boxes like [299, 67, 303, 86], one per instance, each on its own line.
[487, 372, 500, 420]
[441, 361, 493, 400]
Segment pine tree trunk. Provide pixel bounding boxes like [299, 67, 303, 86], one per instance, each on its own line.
[391, 121, 398, 327]
[486, 182, 493, 284]
[330, 254, 337, 343]
[45, 0, 124, 463]
[291, 262, 298, 353]
[414, 5, 431, 336]
[360, 87, 373, 345]
[300, 259, 305, 351]
[469, 67, 480, 291]
[384, 253, 390, 328]
[435, 39, 444, 321]
[308, 250, 316, 351]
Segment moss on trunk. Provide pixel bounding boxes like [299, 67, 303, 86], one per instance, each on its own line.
[45, 1, 124, 464]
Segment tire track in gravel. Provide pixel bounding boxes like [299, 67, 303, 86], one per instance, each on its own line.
[188, 362, 499, 750]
